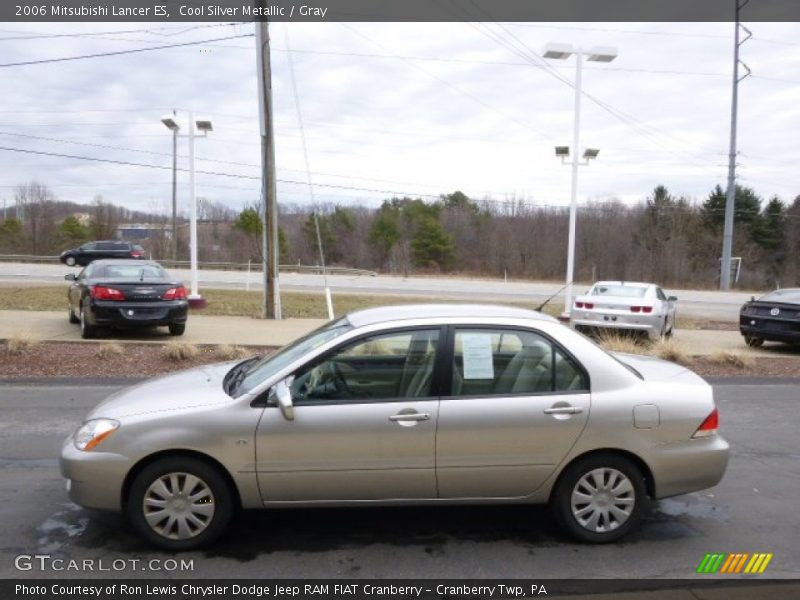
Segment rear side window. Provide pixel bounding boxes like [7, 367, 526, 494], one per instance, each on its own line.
[96, 242, 120, 250]
[451, 328, 588, 396]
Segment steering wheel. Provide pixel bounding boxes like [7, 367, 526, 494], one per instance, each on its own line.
[327, 361, 351, 396]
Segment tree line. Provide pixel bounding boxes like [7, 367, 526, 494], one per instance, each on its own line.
[2, 181, 798, 290]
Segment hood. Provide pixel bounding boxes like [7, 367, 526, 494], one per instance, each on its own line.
[611, 352, 707, 386]
[88, 361, 238, 420]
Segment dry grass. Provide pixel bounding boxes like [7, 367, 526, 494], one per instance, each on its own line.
[95, 342, 124, 359]
[595, 332, 649, 355]
[6, 332, 39, 355]
[216, 344, 251, 361]
[708, 349, 756, 369]
[163, 341, 199, 361]
[652, 338, 691, 365]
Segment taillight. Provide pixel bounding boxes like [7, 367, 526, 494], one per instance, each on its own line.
[584, 302, 594, 309]
[130, 251, 144, 257]
[692, 408, 719, 438]
[575, 301, 584, 308]
[642, 306, 653, 313]
[162, 286, 187, 300]
[90, 285, 125, 301]
[631, 306, 641, 313]
[630, 306, 653, 313]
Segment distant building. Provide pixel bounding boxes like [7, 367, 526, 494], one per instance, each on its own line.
[115, 223, 172, 241]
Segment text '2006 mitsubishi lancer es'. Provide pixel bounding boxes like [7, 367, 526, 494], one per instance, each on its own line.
[61, 304, 729, 550]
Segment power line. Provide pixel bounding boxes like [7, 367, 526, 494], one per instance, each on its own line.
[0, 34, 253, 68]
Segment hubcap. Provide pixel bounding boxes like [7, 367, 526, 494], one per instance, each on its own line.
[571, 467, 635, 533]
[142, 472, 215, 540]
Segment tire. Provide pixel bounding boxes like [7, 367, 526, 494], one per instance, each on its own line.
[80, 306, 97, 339]
[65, 256, 77, 267]
[744, 336, 764, 348]
[168, 323, 186, 336]
[68, 304, 79, 324]
[126, 456, 234, 551]
[552, 453, 648, 544]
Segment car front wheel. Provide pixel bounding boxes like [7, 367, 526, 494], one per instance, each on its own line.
[552, 454, 648, 543]
[68, 305, 79, 324]
[126, 457, 234, 551]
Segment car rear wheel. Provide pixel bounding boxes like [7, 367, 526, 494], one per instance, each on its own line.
[552, 454, 648, 543]
[744, 336, 764, 348]
[65, 256, 76, 267]
[126, 457, 234, 551]
[80, 307, 97, 339]
[168, 323, 186, 336]
[68, 305, 79, 324]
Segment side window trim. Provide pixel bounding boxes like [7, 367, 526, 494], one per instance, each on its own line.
[290, 325, 446, 406]
[443, 325, 590, 398]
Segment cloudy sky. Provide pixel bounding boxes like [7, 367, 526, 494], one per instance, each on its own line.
[1, 20, 799, 217]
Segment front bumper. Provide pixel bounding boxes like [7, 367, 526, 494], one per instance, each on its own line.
[60, 437, 132, 512]
[87, 300, 188, 329]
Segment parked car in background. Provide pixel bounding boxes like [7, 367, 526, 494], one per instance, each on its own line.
[60, 304, 727, 550]
[60, 241, 145, 267]
[65, 259, 188, 338]
[571, 281, 677, 341]
[739, 288, 800, 347]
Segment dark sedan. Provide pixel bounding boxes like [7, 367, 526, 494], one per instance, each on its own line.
[60, 241, 145, 267]
[740, 288, 800, 347]
[66, 260, 188, 339]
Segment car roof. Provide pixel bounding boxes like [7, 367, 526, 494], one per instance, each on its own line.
[88, 259, 161, 267]
[346, 304, 557, 328]
[592, 281, 654, 288]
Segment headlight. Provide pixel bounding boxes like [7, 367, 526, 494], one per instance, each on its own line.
[73, 419, 119, 451]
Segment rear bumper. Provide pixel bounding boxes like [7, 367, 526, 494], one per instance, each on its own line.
[572, 316, 662, 339]
[645, 434, 730, 499]
[740, 317, 800, 343]
[87, 300, 188, 328]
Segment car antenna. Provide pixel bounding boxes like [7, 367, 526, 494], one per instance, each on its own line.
[535, 281, 573, 312]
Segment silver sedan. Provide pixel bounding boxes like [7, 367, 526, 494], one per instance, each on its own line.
[61, 304, 727, 550]
[571, 281, 678, 340]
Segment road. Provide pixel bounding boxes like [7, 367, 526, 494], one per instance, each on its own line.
[0, 379, 798, 581]
[0, 262, 755, 320]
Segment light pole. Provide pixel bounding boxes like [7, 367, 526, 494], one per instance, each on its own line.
[544, 43, 617, 318]
[161, 113, 213, 309]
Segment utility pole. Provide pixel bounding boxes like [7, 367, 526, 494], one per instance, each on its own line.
[720, 0, 752, 290]
[170, 108, 178, 261]
[255, 9, 281, 319]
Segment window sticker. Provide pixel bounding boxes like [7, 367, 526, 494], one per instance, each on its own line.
[461, 333, 495, 380]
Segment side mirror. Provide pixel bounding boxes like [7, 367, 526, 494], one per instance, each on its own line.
[271, 376, 295, 421]
[64, 273, 76, 281]
[668, 295, 678, 302]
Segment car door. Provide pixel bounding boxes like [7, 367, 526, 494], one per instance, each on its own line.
[68, 265, 91, 312]
[656, 287, 674, 329]
[255, 327, 442, 502]
[75, 242, 96, 265]
[436, 326, 591, 499]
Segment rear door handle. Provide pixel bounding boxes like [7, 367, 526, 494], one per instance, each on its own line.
[389, 413, 430, 422]
[544, 406, 583, 415]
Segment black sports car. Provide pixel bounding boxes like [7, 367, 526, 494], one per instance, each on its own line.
[739, 288, 800, 347]
[66, 259, 188, 339]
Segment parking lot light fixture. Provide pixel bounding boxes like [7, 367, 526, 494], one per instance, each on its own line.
[544, 43, 617, 319]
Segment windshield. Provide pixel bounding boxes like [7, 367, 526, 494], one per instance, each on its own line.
[234, 317, 353, 396]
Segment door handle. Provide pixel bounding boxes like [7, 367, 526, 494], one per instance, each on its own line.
[544, 406, 583, 415]
[389, 413, 430, 422]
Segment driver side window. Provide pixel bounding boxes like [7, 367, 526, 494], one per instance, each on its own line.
[290, 328, 440, 404]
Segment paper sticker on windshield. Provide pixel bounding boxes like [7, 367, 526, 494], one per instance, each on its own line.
[461, 333, 494, 380]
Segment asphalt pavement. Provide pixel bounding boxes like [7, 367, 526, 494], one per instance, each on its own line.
[0, 379, 798, 582]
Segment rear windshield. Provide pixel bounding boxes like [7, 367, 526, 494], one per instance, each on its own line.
[760, 289, 800, 303]
[591, 285, 648, 298]
[96, 265, 167, 279]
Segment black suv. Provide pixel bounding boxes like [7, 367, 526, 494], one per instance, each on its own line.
[60, 241, 145, 267]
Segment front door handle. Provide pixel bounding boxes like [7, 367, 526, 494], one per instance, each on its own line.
[389, 413, 430, 422]
[544, 406, 583, 415]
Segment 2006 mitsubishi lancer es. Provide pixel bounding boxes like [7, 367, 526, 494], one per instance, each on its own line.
[61, 304, 729, 550]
